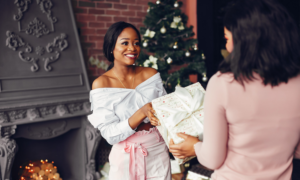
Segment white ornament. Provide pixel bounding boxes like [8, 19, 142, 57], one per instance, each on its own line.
[143, 41, 148, 47]
[174, 1, 179, 7]
[173, 42, 178, 49]
[185, 51, 191, 57]
[156, 0, 160, 4]
[194, 44, 198, 51]
[202, 73, 208, 82]
[201, 53, 206, 59]
[167, 57, 173, 64]
[160, 26, 166, 34]
[144, 29, 155, 38]
[147, 6, 150, 13]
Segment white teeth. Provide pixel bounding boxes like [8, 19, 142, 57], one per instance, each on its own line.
[126, 54, 135, 57]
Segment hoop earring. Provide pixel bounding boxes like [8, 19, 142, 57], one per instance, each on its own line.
[111, 51, 112, 54]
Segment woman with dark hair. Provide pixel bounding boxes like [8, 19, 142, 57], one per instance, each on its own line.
[88, 21, 171, 180]
[168, 0, 300, 179]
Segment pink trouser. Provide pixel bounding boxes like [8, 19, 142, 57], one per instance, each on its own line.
[109, 127, 171, 180]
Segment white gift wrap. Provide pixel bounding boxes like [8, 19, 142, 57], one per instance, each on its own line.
[152, 82, 205, 164]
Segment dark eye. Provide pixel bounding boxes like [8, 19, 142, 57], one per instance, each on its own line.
[121, 42, 128, 45]
[135, 42, 140, 46]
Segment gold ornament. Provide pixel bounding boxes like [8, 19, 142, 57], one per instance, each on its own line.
[173, 42, 178, 49]
[201, 53, 206, 59]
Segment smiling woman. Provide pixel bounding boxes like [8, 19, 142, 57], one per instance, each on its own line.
[87, 22, 172, 180]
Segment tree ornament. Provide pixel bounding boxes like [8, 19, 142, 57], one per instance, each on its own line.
[167, 57, 173, 64]
[202, 73, 208, 82]
[194, 44, 198, 51]
[173, 42, 178, 49]
[147, 6, 150, 13]
[144, 29, 155, 38]
[143, 40, 148, 47]
[174, 1, 179, 8]
[156, 0, 160, 4]
[144, 55, 158, 69]
[201, 53, 206, 59]
[185, 51, 191, 57]
[160, 26, 166, 34]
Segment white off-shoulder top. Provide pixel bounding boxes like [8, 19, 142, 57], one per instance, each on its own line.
[88, 73, 167, 145]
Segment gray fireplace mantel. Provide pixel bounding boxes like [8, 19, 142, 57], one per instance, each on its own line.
[0, 0, 100, 180]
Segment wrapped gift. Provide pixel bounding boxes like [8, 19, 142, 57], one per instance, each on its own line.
[152, 82, 205, 164]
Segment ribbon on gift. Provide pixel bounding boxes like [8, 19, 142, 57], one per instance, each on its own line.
[159, 85, 205, 130]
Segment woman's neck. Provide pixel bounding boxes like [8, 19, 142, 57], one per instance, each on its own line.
[112, 64, 135, 80]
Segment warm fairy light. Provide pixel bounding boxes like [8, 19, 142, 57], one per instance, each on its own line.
[19, 159, 62, 180]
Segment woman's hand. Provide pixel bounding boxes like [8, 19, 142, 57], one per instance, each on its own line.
[169, 133, 200, 159]
[140, 103, 160, 126]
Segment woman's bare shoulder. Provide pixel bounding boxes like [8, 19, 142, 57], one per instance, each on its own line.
[92, 71, 113, 90]
[136, 66, 158, 80]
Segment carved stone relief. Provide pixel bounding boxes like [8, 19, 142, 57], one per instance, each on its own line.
[27, 120, 67, 139]
[0, 125, 18, 180]
[0, 101, 90, 123]
[13, 0, 57, 36]
[85, 123, 101, 180]
[6, 31, 68, 72]
[7, 0, 69, 72]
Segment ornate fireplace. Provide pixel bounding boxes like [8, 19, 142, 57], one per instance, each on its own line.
[0, 0, 101, 179]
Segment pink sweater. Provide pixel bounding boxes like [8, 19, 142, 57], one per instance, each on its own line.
[194, 72, 300, 180]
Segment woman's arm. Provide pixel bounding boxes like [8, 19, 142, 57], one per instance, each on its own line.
[169, 74, 228, 170]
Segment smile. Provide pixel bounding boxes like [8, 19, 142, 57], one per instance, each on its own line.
[125, 54, 137, 58]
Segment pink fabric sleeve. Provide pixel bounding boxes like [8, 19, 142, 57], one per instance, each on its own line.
[295, 141, 300, 159]
[194, 74, 228, 169]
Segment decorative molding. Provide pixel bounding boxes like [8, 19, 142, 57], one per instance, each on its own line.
[35, 45, 45, 55]
[0, 125, 18, 180]
[27, 108, 40, 120]
[39, 106, 56, 116]
[0, 113, 10, 123]
[56, 104, 69, 116]
[8, 110, 27, 121]
[0, 101, 90, 124]
[6, 31, 69, 72]
[68, 102, 83, 113]
[37, 0, 58, 24]
[25, 17, 50, 38]
[5, 31, 25, 51]
[13, 0, 32, 21]
[27, 120, 67, 139]
[44, 33, 68, 71]
[6, 31, 39, 72]
[85, 123, 101, 180]
[14, 0, 57, 34]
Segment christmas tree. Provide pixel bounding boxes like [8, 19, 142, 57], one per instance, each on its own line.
[136, 0, 207, 93]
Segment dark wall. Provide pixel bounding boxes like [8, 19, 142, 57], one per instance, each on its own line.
[197, 0, 300, 79]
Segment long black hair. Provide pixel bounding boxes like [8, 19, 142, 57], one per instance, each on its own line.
[103, 21, 141, 71]
[219, 0, 300, 86]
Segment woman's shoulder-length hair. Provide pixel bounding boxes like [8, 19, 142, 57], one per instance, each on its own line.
[219, 0, 300, 86]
